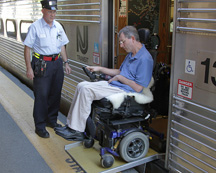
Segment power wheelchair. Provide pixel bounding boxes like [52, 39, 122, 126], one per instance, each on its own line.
[81, 28, 164, 168]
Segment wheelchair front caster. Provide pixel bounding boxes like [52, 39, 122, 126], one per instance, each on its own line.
[83, 138, 94, 148]
[100, 154, 115, 168]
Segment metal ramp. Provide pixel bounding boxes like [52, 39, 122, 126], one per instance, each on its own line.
[65, 141, 165, 173]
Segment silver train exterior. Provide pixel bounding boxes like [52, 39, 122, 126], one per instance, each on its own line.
[0, 0, 112, 113]
[166, 1, 216, 173]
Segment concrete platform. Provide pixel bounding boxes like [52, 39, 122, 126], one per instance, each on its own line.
[0, 67, 75, 173]
[0, 66, 168, 173]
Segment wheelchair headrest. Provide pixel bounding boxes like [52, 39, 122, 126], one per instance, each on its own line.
[138, 28, 150, 44]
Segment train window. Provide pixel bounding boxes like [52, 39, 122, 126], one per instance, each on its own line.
[20, 20, 32, 42]
[0, 19, 4, 35]
[6, 19, 16, 39]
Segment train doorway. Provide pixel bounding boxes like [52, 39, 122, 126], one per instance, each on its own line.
[114, 0, 174, 68]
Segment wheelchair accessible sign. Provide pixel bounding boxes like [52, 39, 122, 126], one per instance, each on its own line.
[185, 59, 195, 75]
[177, 79, 193, 99]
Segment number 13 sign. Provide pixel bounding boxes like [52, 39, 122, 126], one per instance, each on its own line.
[196, 51, 216, 93]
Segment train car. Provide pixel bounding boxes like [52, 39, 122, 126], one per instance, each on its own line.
[2, 0, 215, 172]
[0, 1, 168, 171]
[0, 0, 114, 113]
[0, 0, 168, 114]
[166, 0, 216, 172]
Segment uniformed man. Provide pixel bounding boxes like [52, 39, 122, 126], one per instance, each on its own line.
[24, 0, 71, 138]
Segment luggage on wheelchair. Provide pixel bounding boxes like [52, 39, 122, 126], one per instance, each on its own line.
[151, 62, 170, 116]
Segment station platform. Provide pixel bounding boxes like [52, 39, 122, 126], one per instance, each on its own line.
[0, 66, 167, 173]
[0, 66, 79, 172]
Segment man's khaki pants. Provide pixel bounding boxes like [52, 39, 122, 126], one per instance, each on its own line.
[66, 81, 124, 132]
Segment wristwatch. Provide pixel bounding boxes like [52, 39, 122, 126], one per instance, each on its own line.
[64, 60, 69, 64]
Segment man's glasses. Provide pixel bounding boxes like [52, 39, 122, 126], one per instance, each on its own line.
[119, 39, 126, 45]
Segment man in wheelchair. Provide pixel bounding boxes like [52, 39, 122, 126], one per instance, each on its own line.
[55, 26, 153, 142]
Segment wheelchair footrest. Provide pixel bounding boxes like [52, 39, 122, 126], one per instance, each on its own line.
[110, 117, 145, 126]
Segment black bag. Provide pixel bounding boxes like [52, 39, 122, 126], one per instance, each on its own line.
[151, 63, 170, 116]
[33, 59, 47, 77]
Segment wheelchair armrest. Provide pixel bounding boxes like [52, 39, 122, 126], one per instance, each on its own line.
[93, 98, 112, 109]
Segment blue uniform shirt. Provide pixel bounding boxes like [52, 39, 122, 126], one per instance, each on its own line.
[23, 18, 69, 55]
[110, 44, 153, 93]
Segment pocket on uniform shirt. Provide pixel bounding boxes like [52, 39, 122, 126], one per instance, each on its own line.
[39, 37, 49, 48]
[56, 39, 63, 49]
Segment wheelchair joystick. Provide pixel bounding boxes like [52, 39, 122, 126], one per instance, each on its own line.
[82, 66, 112, 81]
[82, 66, 97, 82]
[99, 73, 112, 81]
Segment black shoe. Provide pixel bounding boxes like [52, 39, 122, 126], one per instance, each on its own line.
[54, 125, 68, 132]
[35, 129, 50, 138]
[46, 122, 62, 128]
[55, 127, 85, 141]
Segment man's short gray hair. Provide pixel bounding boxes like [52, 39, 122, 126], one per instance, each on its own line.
[119, 26, 140, 41]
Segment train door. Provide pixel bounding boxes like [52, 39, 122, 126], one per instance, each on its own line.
[114, 0, 172, 68]
[112, 0, 174, 154]
[166, 1, 216, 172]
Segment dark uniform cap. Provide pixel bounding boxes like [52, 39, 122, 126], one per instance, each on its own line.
[41, 0, 58, 10]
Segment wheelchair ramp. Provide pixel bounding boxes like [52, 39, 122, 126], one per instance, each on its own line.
[65, 141, 164, 173]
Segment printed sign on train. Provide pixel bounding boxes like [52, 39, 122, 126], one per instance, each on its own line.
[76, 25, 89, 63]
[93, 52, 100, 65]
[196, 51, 216, 94]
[77, 26, 88, 54]
[177, 79, 193, 99]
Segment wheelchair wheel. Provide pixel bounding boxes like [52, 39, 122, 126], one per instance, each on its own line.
[83, 138, 94, 148]
[119, 132, 149, 162]
[101, 154, 115, 168]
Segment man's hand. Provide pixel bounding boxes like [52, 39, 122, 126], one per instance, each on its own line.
[108, 75, 120, 83]
[26, 68, 34, 80]
[65, 63, 71, 74]
[86, 66, 101, 73]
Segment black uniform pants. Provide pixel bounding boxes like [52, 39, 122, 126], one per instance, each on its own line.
[32, 57, 64, 130]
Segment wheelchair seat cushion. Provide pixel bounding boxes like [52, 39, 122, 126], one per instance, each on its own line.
[106, 77, 154, 109]
[92, 77, 154, 119]
[93, 95, 151, 119]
